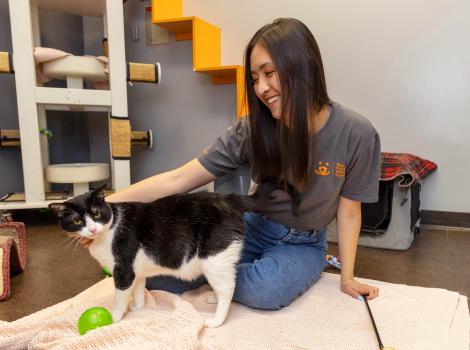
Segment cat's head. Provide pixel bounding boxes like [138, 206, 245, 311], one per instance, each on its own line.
[49, 185, 113, 240]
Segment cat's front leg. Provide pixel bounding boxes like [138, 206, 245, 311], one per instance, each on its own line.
[112, 265, 136, 322]
[129, 277, 146, 312]
[112, 288, 133, 322]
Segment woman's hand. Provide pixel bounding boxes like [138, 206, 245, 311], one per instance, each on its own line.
[341, 277, 379, 300]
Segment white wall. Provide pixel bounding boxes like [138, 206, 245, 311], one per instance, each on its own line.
[182, 0, 470, 213]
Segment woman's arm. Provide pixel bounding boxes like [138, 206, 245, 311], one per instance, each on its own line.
[337, 195, 379, 300]
[106, 158, 217, 203]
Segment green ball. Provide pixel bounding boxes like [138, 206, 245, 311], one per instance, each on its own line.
[102, 266, 113, 277]
[77, 307, 113, 335]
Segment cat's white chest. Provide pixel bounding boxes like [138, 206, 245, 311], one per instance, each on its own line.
[89, 228, 115, 271]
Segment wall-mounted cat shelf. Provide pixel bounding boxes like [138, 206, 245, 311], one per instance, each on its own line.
[151, 0, 247, 119]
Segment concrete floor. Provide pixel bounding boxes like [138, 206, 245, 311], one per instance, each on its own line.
[1, 212, 469, 321]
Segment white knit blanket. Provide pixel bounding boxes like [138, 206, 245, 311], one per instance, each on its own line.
[0, 273, 468, 350]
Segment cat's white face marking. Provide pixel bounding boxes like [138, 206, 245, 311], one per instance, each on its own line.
[80, 214, 112, 239]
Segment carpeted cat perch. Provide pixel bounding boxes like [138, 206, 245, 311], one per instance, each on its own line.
[0, 222, 26, 301]
[0, 273, 468, 349]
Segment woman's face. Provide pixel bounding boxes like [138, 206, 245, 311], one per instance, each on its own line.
[250, 44, 282, 119]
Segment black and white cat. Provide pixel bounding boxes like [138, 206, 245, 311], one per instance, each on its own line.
[49, 184, 279, 328]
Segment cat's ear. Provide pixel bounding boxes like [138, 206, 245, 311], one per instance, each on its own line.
[49, 203, 66, 217]
[92, 184, 107, 202]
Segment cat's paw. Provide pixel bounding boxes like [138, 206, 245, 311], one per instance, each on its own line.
[204, 317, 224, 328]
[111, 309, 125, 322]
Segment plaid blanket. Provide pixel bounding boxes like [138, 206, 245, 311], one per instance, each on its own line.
[380, 152, 437, 187]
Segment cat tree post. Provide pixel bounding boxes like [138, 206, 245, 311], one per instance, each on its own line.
[106, 0, 130, 191]
[8, 0, 46, 204]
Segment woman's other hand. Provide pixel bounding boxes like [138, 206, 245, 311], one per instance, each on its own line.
[341, 277, 379, 300]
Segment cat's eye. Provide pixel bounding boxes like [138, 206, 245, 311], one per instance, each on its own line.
[73, 218, 82, 225]
[93, 213, 101, 219]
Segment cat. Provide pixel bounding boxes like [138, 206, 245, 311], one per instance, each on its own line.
[49, 183, 287, 328]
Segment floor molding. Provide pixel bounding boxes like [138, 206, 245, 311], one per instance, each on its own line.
[421, 210, 470, 228]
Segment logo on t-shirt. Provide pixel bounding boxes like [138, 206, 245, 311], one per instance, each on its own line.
[314, 161, 345, 177]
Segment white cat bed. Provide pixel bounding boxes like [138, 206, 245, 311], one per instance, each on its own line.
[0, 273, 467, 349]
[34, 47, 109, 89]
[45, 163, 109, 196]
[42, 56, 108, 89]
[42, 56, 108, 82]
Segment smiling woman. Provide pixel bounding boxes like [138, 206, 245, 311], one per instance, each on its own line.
[244, 19, 332, 191]
[105, 18, 381, 311]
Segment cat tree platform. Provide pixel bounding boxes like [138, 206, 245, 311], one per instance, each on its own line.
[45, 163, 109, 196]
[42, 55, 108, 88]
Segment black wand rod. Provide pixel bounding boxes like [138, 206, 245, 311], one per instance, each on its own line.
[362, 294, 384, 350]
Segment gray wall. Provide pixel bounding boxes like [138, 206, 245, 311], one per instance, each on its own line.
[0, 0, 22, 194]
[121, 1, 234, 182]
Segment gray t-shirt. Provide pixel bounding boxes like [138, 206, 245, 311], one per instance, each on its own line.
[197, 102, 381, 230]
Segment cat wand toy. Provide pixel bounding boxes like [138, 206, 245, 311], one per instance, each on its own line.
[361, 294, 395, 350]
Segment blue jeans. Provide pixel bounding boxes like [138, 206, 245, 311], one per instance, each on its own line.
[146, 212, 328, 310]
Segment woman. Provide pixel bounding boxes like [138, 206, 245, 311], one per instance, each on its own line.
[106, 18, 381, 309]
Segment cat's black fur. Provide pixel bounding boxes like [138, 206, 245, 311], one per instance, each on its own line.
[51, 187, 261, 282]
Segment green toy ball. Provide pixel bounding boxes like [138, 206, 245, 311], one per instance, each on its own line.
[102, 266, 113, 277]
[77, 307, 113, 335]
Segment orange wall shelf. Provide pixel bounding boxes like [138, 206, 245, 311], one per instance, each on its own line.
[152, 0, 247, 118]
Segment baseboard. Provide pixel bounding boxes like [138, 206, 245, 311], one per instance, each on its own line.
[421, 210, 470, 228]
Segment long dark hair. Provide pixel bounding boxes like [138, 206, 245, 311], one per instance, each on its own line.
[244, 18, 330, 189]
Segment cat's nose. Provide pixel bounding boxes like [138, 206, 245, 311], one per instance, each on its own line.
[89, 226, 96, 233]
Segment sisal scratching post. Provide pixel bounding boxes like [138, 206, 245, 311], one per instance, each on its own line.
[0, 222, 26, 301]
[0, 129, 20, 148]
[0, 52, 14, 74]
[110, 117, 131, 159]
[127, 62, 161, 84]
[131, 130, 153, 148]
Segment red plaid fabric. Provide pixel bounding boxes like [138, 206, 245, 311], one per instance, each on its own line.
[380, 152, 437, 187]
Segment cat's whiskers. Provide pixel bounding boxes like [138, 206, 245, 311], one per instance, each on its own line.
[63, 233, 81, 250]
[63, 232, 85, 252]
[70, 235, 88, 255]
[58, 234, 73, 249]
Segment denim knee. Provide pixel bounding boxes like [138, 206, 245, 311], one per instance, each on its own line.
[234, 279, 298, 310]
[233, 251, 325, 310]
